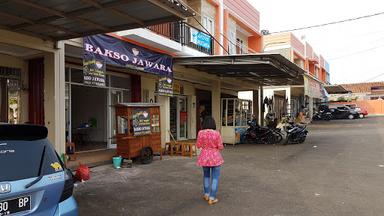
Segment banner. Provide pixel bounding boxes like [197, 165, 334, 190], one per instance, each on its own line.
[190, 28, 211, 50]
[83, 59, 106, 86]
[157, 76, 173, 96]
[83, 34, 173, 77]
[132, 108, 151, 136]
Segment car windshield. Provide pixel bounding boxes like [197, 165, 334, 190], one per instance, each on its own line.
[0, 139, 61, 182]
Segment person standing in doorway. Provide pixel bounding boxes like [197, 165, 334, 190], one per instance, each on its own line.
[196, 116, 224, 205]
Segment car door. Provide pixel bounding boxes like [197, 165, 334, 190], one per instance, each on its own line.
[331, 108, 342, 119]
[0, 139, 65, 216]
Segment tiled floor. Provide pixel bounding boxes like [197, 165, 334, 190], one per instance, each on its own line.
[66, 149, 117, 170]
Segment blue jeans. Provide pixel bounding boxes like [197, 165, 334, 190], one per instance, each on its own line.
[203, 166, 221, 200]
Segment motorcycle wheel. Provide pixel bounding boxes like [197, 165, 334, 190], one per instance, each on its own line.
[298, 136, 306, 143]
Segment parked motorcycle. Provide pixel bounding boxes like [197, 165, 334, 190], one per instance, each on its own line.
[243, 120, 283, 144]
[278, 116, 309, 144]
[284, 122, 308, 144]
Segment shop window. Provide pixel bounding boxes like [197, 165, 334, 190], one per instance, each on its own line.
[228, 30, 236, 54]
[65, 67, 70, 82]
[227, 99, 234, 126]
[110, 75, 131, 89]
[123, 90, 131, 103]
[70, 68, 84, 84]
[117, 116, 128, 134]
[142, 89, 149, 103]
[0, 67, 21, 123]
[236, 38, 244, 54]
[151, 114, 160, 133]
[202, 16, 214, 35]
[222, 99, 227, 126]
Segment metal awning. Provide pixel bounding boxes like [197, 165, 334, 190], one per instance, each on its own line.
[324, 85, 350, 94]
[0, 0, 194, 41]
[174, 54, 306, 86]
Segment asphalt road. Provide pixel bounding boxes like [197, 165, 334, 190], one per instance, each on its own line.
[74, 117, 384, 216]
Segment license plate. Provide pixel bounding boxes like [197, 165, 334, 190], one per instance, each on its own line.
[0, 196, 31, 216]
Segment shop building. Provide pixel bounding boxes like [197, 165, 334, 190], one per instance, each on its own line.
[262, 32, 331, 119]
[0, 0, 194, 155]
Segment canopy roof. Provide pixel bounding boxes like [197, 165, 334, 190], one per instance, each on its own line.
[0, 0, 194, 41]
[324, 85, 350, 94]
[174, 54, 306, 86]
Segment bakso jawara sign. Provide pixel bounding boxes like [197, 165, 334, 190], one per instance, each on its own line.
[83, 34, 173, 91]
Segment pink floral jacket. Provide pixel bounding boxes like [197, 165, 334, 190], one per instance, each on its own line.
[196, 129, 224, 167]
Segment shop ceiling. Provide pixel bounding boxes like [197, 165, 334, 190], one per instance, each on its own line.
[174, 54, 306, 86]
[0, 0, 193, 41]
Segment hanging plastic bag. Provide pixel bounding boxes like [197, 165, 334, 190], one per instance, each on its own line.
[75, 163, 90, 182]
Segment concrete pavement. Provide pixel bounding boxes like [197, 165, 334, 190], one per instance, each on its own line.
[74, 117, 384, 216]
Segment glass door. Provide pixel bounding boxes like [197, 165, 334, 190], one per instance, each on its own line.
[179, 97, 188, 140]
[109, 89, 123, 149]
[170, 97, 178, 139]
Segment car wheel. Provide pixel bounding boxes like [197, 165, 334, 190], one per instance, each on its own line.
[348, 114, 354, 119]
[359, 114, 364, 119]
[140, 147, 153, 164]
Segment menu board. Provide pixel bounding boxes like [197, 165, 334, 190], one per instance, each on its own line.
[83, 59, 106, 87]
[132, 108, 151, 136]
[158, 76, 173, 96]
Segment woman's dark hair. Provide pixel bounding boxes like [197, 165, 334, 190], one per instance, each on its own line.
[202, 116, 216, 130]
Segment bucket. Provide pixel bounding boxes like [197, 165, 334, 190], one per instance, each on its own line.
[112, 156, 122, 169]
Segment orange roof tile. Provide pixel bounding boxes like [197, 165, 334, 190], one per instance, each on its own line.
[341, 81, 384, 93]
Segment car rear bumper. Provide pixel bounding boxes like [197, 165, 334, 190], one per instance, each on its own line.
[54, 196, 78, 216]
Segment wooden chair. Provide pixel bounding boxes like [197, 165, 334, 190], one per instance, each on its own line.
[65, 142, 76, 161]
[181, 140, 197, 158]
[165, 130, 182, 156]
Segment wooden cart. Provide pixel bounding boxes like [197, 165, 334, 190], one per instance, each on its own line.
[115, 103, 162, 164]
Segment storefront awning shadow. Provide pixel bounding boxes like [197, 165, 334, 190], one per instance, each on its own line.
[0, 0, 194, 41]
[174, 54, 305, 86]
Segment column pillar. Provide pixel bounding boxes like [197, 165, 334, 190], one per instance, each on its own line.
[44, 41, 65, 155]
[159, 95, 170, 148]
[211, 80, 221, 130]
[286, 87, 291, 116]
[308, 97, 314, 120]
[258, 86, 264, 125]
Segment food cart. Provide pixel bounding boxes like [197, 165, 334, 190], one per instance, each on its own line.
[115, 103, 161, 164]
[221, 98, 252, 145]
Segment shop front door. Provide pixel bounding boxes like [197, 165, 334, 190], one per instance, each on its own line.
[109, 90, 123, 148]
[170, 96, 188, 140]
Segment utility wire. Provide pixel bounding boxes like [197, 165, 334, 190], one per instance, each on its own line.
[329, 43, 384, 60]
[365, 73, 384, 82]
[270, 11, 384, 34]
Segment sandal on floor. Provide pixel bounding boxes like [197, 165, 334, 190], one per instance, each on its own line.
[208, 198, 218, 205]
[203, 195, 209, 201]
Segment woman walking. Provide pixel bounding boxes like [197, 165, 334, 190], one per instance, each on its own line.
[196, 116, 224, 205]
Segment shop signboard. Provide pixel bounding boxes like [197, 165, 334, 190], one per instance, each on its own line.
[173, 82, 184, 95]
[83, 34, 173, 77]
[190, 28, 211, 50]
[83, 59, 106, 86]
[157, 76, 173, 96]
[132, 108, 151, 136]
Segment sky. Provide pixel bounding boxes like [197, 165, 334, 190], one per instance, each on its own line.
[248, 0, 384, 84]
